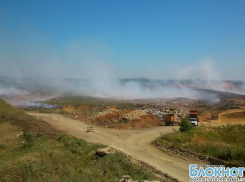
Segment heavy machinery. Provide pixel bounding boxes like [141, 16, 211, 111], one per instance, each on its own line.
[189, 110, 198, 126]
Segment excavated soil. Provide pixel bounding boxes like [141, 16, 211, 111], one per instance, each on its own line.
[93, 109, 163, 129]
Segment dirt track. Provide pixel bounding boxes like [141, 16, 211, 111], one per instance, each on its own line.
[28, 112, 205, 182]
[201, 109, 245, 126]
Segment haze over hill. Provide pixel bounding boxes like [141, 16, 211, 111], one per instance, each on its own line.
[0, 1, 245, 103]
[0, 74, 245, 108]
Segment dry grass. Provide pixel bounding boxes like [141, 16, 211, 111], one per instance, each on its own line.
[0, 122, 23, 150]
[0, 99, 160, 182]
[157, 124, 245, 164]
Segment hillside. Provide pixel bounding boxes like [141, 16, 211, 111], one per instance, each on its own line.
[0, 99, 17, 113]
[0, 99, 160, 182]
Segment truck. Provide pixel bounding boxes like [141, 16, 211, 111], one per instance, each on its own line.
[164, 114, 177, 126]
[189, 110, 198, 126]
[164, 113, 180, 126]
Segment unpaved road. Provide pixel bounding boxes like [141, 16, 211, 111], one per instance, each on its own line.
[28, 113, 205, 182]
[200, 109, 245, 126]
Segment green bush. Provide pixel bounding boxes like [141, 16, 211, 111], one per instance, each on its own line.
[179, 118, 193, 132]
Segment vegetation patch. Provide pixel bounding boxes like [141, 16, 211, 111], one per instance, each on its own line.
[0, 99, 159, 182]
[0, 131, 158, 182]
[157, 124, 245, 164]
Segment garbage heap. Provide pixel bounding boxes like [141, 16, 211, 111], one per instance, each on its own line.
[144, 107, 188, 121]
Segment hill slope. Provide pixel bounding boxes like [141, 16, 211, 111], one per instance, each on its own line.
[0, 99, 161, 182]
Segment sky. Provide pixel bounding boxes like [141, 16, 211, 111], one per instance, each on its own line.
[0, 0, 245, 80]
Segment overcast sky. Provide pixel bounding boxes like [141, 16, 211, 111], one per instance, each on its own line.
[0, 0, 244, 80]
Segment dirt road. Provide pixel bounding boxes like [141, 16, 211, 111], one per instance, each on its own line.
[28, 112, 205, 181]
[200, 109, 245, 126]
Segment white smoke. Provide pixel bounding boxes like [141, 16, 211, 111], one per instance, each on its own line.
[0, 39, 244, 102]
[176, 59, 241, 93]
[0, 84, 28, 96]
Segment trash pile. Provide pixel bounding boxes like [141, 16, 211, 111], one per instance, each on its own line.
[144, 107, 188, 120]
[94, 109, 149, 123]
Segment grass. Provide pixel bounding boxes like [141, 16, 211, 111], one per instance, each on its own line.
[157, 124, 245, 164]
[0, 131, 157, 182]
[0, 99, 17, 113]
[0, 99, 160, 182]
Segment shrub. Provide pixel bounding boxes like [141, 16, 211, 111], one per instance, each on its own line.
[179, 118, 193, 132]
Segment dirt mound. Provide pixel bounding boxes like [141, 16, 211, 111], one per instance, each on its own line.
[97, 109, 118, 116]
[94, 109, 133, 123]
[119, 109, 133, 115]
[63, 105, 91, 113]
[222, 111, 245, 118]
[77, 105, 90, 110]
[93, 109, 163, 129]
[93, 110, 119, 124]
[110, 113, 163, 130]
[121, 110, 148, 120]
[199, 111, 211, 122]
[62, 105, 75, 112]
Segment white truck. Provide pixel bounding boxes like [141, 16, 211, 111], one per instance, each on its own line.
[189, 110, 198, 126]
[190, 118, 198, 126]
